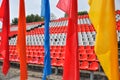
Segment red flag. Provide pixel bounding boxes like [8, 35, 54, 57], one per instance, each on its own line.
[0, 0, 4, 17]
[17, 0, 27, 79]
[0, 0, 10, 75]
[57, 0, 80, 80]
[56, 0, 70, 14]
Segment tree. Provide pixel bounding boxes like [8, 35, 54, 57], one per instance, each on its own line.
[78, 11, 88, 15]
[12, 18, 18, 25]
[64, 14, 68, 18]
[11, 14, 44, 25]
[26, 14, 44, 23]
[64, 11, 88, 17]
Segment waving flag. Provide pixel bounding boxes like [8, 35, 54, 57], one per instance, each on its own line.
[56, 0, 70, 14]
[17, 0, 27, 80]
[0, 0, 10, 75]
[57, 0, 80, 80]
[41, 0, 51, 80]
[89, 0, 120, 80]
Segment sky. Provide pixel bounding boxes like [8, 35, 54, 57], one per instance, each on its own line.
[9, 0, 90, 22]
[0, 0, 120, 25]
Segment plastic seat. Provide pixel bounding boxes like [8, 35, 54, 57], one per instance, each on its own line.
[9, 55, 13, 61]
[79, 46, 85, 50]
[86, 49, 94, 54]
[31, 57, 38, 64]
[78, 25, 81, 32]
[32, 51, 38, 57]
[51, 58, 57, 66]
[89, 41, 95, 46]
[59, 53, 65, 59]
[10, 55, 16, 61]
[27, 56, 32, 63]
[87, 54, 97, 61]
[39, 51, 44, 57]
[61, 46, 65, 53]
[9, 50, 13, 55]
[0, 54, 3, 60]
[27, 51, 33, 56]
[38, 57, 44, 65]
[13, 55, 18, 62]
[51, 52, 59, 58]
[57, 59, 64, 67]
[85, 46, 91, 50]
[83, 41, 89, 46]
[14, 56, 19, 62]
[88, 62, 99, 71]
[86, 32, 92, 38]
[78, 49, 86, 54]
[79, 61, 89, 70]
[91, 46, 94, 49]
[79, 53, 87, 61]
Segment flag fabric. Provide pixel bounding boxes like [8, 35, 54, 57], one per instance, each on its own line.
[88, 0, 120, 80]
[41, 0, 51, 80]
[56, 0, 70, 15]
[17, 0, 27, 79]
[0, 0, 10, 75]
[0, 0, 4, 17]
[57, 0, 80, 80]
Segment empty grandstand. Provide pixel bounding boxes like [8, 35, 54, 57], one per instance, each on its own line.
[0, 10, 120, 80]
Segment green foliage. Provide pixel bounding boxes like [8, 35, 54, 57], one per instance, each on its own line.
[78, 11, 88, 15]
[64, 14, 68, 18]
[12, 18, 18, 25]
[64, 11, 88, 17]
[11, 14, 44, 25]
[26, 14, 44, 23]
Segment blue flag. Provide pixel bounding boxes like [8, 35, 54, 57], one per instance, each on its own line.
[41, 0, 51, 80]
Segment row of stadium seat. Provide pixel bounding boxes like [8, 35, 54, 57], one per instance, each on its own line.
[0, 45, 96, 65]
[9, 33, 95, 46]
[6, 45, 98, 71]
[50, 20, 68, 27]
[1, 11, 120, 72]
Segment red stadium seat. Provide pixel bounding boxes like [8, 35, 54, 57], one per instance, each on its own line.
[59, 53, 65, 59]
[31, 57, 38, 64]
[37, 51, 44, 57]
[79, 61, 89, 70]
[32, 51, 38, 57]
[10, 55, 15, 61]
[51, 52, 59, 58]
[79, 46, 85, 50]
[51, 58, 57, 66]
[78, 25, 81, 32]
[88, 62, 99, 71]
[38, 57, 44, 65]
[14, 55, 19, 62]
[79, 53, 87, 61]
[28, 51, 33, 57]
[87, 54, 97, 61]
[79, 49, 86, 54]
[86, 49, 94, 54]
[85, 46, 91, 50]
[57, 59, 64, 67]
[27, 56, 32, 63]
[0, 54, 3, 60]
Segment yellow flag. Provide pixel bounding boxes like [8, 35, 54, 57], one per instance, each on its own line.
[88, 0, 120, 80]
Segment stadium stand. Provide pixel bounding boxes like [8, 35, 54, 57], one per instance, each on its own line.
[0, 10, 120, 79]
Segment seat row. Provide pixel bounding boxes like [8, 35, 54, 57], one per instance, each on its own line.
[49, 20, 68, 27]
[8, 53, 98, 71]
[8, 45, 97, 60]
[9, 31, 96, 46]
